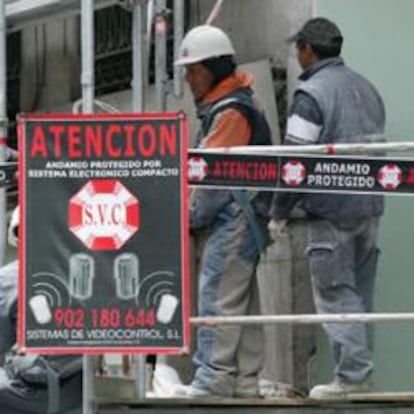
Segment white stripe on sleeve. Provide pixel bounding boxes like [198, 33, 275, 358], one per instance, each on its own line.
[286, 114, 322, 144]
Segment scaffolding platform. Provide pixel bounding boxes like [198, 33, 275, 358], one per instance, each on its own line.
[96, 396, 414, 414]
[95, 377, 414, 414]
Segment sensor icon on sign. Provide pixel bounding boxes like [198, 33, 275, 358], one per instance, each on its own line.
[156, 294, 179, 324]
[114, 253, 139, 300]
[29, 294, 52, 325]
[69, 253, 95, 300]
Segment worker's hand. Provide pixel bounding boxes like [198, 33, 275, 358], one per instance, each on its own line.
[268, 219, 288, 239]
[11, 343, 26, 355]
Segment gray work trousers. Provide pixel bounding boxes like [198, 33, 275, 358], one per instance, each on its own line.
[307, 217, 380, 383]
[165, 232, 206, 383]
[192, 212, 264, 397]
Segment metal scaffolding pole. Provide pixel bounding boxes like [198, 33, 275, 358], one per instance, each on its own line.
[145, 0, 170, 385]
[131, 0, 147, 399]
[81, 0, 95, 114]
[195, 141, 414, 156]
[81, 1, 95, 412]
[205, 0, 224, 25]
[173, 0, 184, 98]
[131, 0, 145, 111]
[0, 0, 7, 267]
[191, 313, 414, 327]
[154, 0, 167, 110]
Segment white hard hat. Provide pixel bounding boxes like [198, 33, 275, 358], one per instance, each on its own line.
[8, 206, 19, 247]
[175, 25, 235, 66]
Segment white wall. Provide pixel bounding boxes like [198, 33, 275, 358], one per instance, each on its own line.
[189, 0, 312, 66]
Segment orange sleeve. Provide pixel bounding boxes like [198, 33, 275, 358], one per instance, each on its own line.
[202, 108, 251, 148]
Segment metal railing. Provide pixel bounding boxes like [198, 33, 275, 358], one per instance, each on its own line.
[191, 313, 414, 326]
[195, 141, 414, 155]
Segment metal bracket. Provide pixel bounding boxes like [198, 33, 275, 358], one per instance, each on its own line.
[0, 116, 8, 130]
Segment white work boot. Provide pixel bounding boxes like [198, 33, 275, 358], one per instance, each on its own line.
[309, 377, 372, 400]
[173, 384, 222, 398]
[259, 379, 305, 399]
[150, 363, 183, 398]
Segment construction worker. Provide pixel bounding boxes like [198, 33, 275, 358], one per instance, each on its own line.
[0, 209, 82, 414]
[0, 207, 19, 364]
[174, 25, 272, 398]
[271, 17, 386, 399]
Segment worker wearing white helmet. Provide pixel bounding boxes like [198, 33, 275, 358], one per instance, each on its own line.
[174, 25, 272, 398]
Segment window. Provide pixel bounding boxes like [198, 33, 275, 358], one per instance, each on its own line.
[94, 2, 189, 96]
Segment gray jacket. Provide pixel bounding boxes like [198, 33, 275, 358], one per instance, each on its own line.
[272, 57, 386, 224]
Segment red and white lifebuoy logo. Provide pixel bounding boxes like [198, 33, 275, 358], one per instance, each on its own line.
[188, 157, 208, 182]
[281, 161, 306, 186]
[377, 164, 402, 190]
[68, 180, 139, 251]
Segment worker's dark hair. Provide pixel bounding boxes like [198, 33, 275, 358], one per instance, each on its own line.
[290, 17, 343, 59]
[201, 55, 237, 86]
[297, 39, 342, 59]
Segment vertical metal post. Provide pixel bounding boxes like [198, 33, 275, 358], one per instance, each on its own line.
[132, 0, 145, 111]
[132, 353, 147, 398]
[0, 0, 7, 267]
[81, 1, 95, 413]
[134, 0, 169, 394]
[131, 0, 147, 398]
[146, 0, 154, 54]
[155, 0, 167, 110]
[81, 0, 95, 114]
[173, 0, 184, 98]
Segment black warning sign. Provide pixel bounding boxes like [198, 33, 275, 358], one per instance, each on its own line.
[18, 113, 190, 354]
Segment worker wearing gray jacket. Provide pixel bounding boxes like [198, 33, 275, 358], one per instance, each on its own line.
[271, 17, 386, 399]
